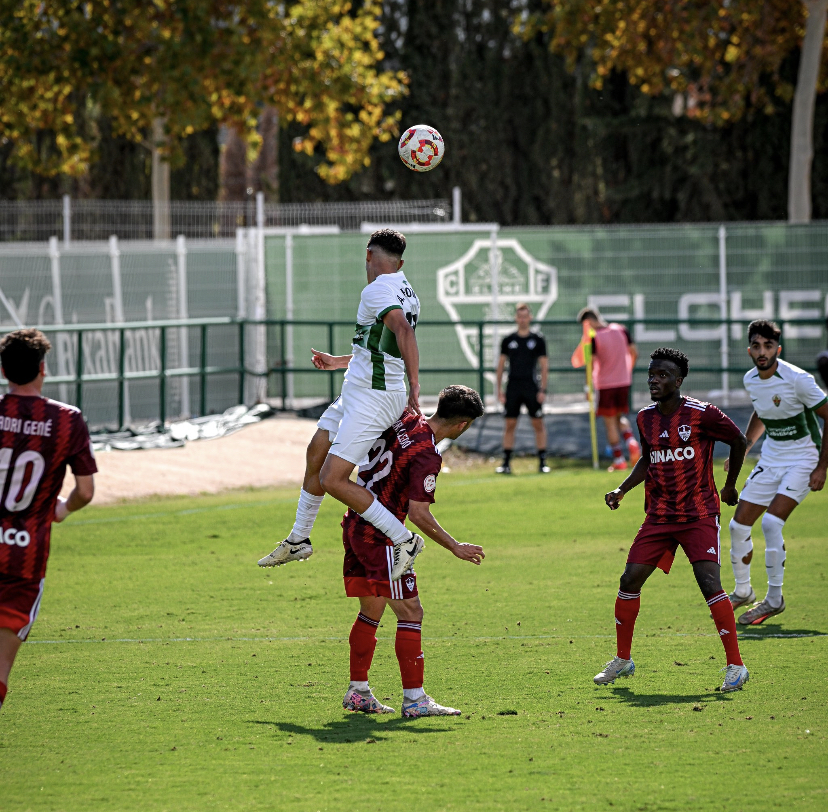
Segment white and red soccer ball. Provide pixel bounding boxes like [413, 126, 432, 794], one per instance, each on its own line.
[398, 124, 444, 172]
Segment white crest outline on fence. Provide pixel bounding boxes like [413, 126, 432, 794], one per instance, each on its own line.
[436, 238, 558, 373]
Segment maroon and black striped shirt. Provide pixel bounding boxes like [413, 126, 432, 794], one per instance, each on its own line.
[0, 394, 97, 581]
[342, 412, 442, 546]
[637, 397, 741, 523]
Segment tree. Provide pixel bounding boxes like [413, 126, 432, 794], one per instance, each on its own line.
[0, 1, 405, 233]
[524, 0, 828, 221]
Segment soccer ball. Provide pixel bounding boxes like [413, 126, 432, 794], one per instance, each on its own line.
[398, 124, 445, 172]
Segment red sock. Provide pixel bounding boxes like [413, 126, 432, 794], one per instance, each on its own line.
[0, 680, 7, 711]
[349, 613, 379, 682]
[622, 428, 634, 442]
[615, 590, 641, 660]
[708, 591, 743, 666]
[395, 621, 424, 690]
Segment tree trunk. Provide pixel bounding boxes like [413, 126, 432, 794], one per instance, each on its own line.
[788, 0, 828, 223]
[250, 107, 279, 200]
[219, 126, 249, 201]
[151, 117, 171, 240]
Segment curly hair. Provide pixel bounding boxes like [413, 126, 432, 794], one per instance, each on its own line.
[0, 328, 52, 385]
[436, 385, 484, 421]
[650, 347, 689, 378]
[747, 319, 781, 343]
[366, 228, 406, 258]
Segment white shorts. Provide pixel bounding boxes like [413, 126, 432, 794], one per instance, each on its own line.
[739, 461, 814, 507]
[317, 380, 407, 466]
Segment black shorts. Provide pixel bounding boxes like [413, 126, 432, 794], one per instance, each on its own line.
[505, 382, 542, 419]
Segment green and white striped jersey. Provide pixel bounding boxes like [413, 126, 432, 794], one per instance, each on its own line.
[345, 271, 420, 391]
[744, 358, 827, 466]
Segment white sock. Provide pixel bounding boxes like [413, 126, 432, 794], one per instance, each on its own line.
[761, 513, 786, 607]
[729, 519, 754, 596]
[403, 688, 425, 702]
[359, 498, 411, 545]
[289, 489, 324, 541]
[349, 680, 370, 693]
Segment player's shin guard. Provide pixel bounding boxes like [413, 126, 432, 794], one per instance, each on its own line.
[349, 613, 379, 682]
[761, 513, 786, 602]
[0, 680, 6, 711]
[707, 591, 743, 666]
[359, 497, 411, 545]
[291, 488, 324, 541]
[729, 519, 754, 595]
[615, 591, 641, 660]
[395, 621, 424, 692]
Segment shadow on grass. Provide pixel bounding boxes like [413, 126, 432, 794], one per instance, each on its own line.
[604, 686, 734, 707]
[248, 715, 459, 743]
[737, 625, 826, 640]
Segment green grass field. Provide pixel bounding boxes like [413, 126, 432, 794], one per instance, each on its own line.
[2, 459, 826, 811]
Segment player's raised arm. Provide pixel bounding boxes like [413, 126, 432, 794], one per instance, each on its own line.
[725, 410, 765, 472]
[605, 455, 648, 510]
[408, 500, 484, 564]
[311, 348, 352, 371]
[382, 308, 420, 414]
[54, 474, 95, 523]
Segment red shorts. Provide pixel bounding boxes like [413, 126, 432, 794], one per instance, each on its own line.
[0, 573, 45, 641]
[596, 386, 630, 417]
[627, 517, 721, 574]
[343, 531, 418, 601]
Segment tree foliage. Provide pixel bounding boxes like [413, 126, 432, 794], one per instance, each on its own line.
[0, 0, 406, 182]
[521, 1, 825, 124]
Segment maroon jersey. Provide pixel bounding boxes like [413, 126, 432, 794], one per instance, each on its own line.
[637, 397, 741, 523]
[0, 394, 97, 580]
[343, 412, 442, 545]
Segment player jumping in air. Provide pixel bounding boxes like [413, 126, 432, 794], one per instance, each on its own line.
[727, 320, 827, 625]
[597, 347, 750, 693]
[258, 229, 424, 580]
[341, 385, 485, 717]
[0, 329, 97, 713]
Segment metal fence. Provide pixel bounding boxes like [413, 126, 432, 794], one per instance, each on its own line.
[0, 196, 453, 242]
[2, 317, 824, 432]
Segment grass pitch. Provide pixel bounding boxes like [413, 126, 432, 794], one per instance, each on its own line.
[2, 459, 826, 811]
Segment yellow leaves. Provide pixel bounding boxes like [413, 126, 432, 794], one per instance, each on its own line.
[724, 44, 740, 64]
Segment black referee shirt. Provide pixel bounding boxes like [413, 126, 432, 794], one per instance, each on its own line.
[500, 331, 547, 386]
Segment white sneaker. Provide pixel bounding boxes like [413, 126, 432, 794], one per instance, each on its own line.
[390, 533, 424, 581]
[401, 694, 461, 717]
[720, 664, 749, 692]
[257, 539, 313, 567]
[593, 656, 635, 685]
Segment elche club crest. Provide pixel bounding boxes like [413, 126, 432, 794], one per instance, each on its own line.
[772, 394, 781, 407]
[678, 425, 692, 442]
[436, 239, 557, 379]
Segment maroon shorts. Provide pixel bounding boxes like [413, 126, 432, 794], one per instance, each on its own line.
[596, 386, 630, 417]
[627, 517, 721, 574]
[0, 573, 45, 641]
[343, 531, 418, 601]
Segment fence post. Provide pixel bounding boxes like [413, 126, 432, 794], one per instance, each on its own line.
[280, 321, 287, 411]
[254, 193, 267, 402]
[62, 195, 71, 246]
[477, 321, 485, 401]
[109, 235, 131, 424]
[489, 226, 500, 380]
[238, 320, 246, 406]
[235, 228, 247, 319]
[200, 323, 208, 416]
[48, 236, 69, 404]
[328, 321, 335, 404]
[159, 326, 167, 427]
[285, 232, 295, 408]
[718, 225, 729, 405]
[452, 186, 462, 225]
[176, 234, 191, 417]
[75, 329, 84, 412]
[118, 327, 126, 429]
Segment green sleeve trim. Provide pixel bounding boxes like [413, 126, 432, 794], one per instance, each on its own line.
[377, 305, 402, 319]
[812, 395, 828, 411]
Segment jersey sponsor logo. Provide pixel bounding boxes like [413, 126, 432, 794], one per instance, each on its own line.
[678, 424, 692, 441]
[772, 394, 781, 407]
[649, 446, 696, 463]
[659, 430, 669, 438]
[2, 527, 31, 547]
[423, 474, 436, 493]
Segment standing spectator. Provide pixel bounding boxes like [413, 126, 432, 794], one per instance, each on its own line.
[495, 303, 549, 474]
[573, 307, 641, 471]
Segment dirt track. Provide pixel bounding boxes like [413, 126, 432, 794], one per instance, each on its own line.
[66, 417, 318, 505]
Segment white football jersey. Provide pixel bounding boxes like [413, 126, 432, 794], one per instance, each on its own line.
[744, 358, 827, 466]
[345, 271, 420, 391]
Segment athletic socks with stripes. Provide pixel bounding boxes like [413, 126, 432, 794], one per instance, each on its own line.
[349, 613, 379, 683]
[290, 488, 324, 542]
[707, 590, 743, 666]
[614, 590, 641, 660]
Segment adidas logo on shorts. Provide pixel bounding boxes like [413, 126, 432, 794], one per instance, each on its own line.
[707, 547, 716, 554]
